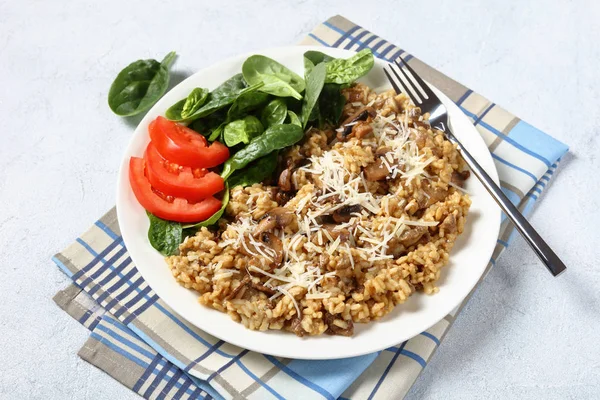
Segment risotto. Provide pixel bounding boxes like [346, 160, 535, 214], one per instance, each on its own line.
[166, 83, 471, 336]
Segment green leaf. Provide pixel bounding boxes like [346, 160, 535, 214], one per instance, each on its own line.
[242, 55, 305, 100]
[223, 115, 264, 147]
[287, 110, 301, 126]
[304, 50, 335, 66]
[303, 50, 335, 76]
[166, 87, 210, 121]
[228, 91, 269, 120]
[108, 51, 177, 117]
[207, 123, 225, 142]
[181, 88, 209, 119]
[161, 51, 177, 68]
[301, 63, 326, 128]
[182, 186, 230, 229]
[261, 98, 288, 128]
[166, 74, 249, 122]
[324, 49, 374, 84]
[319, 83, 346, 126]
[189, 109, 227, 139]
[221, 124, 304, 180]
[146, 212, 182, 256]
[228, 152, 278, 188]
[165, 98, 186, 121]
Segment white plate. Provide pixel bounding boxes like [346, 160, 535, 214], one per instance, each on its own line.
[116, 46, 501, 360]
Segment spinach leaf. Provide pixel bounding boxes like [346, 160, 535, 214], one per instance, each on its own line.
[181, 88, 209, 119]
[182, 186, 230, 229]
[228, 152, 278, 188]
[319, 83, 346, 126]
[242, 55, 305, 100]
[207, 123, 225, 142]
[108, 51, 176, 117]
[165, 87, 209, 121]
[228, 91, 269, 120]
[189, 108, 227, 138]
[301, 63, 326, 128]
[261, 98, 287, 128]
[224, 115, 264, 147]
[324, 49, 374, 84]
[169, 74, 248, 122]
[303, 51, 335, 76]
[287, 110, 301, 127]
[304, 50, 335, 66]
[190, 87, 267, 141]
[221, 124, 304, 179]
[146, 211, 182, 256]
[165, 99, 187, 121]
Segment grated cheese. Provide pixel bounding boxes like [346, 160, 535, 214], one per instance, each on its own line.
[327, 237, 341, 255]
[277, 286, 301, 317]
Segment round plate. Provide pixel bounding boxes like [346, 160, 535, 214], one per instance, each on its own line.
[116, 46, 501, 360]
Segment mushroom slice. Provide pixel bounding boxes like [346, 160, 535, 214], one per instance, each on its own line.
[321, 224, 352, 242]
[278, 166, 293, 192]
[240, 232, 284, 268]
[224, 275, 251, 301]
[254, 207, 294, 237]
[338, 107, 376, 140]
[364, 159, 390, 181]
[250, 280, 277, 296]
[451, 170, 470, 188]
[260, 232, 283, 267]
[398, 226, 428, 247]
[332, 204, 362, 223]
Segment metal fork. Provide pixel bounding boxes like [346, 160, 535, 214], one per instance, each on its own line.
[384, 57, 566, 277]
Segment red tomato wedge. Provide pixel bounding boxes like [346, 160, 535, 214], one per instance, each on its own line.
[149, 116, 229, 168]
[144, 143, 225, 202]
[129, 157, 222, 223]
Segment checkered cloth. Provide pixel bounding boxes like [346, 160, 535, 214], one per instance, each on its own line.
[53, 15, 569, 400]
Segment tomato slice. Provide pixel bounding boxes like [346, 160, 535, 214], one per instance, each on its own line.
[129, 157, 222, 223]
[144, 142, 225, 202]
[149, 116, 229, 168]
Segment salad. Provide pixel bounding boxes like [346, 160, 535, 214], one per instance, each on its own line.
[111, 49, 374, 255]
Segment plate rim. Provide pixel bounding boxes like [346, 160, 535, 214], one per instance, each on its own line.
[116, 45, 501, 360]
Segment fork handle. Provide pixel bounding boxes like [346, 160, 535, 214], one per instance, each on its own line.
[445, 130, 567, 277]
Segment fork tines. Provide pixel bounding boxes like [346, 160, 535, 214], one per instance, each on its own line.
[384, 57, 434, 107]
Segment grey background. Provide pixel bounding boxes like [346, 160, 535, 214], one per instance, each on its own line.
[1, 0, 599, 398]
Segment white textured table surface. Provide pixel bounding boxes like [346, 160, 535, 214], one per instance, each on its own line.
[1, 0, 599, 398]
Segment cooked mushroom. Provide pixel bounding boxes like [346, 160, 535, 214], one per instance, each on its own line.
[451, 170, 470, 188]
[332, 204, 362, 223]
[290, 317, 305, 337]
[254, 207, 294, 237]
[364, 159, 390, 181]
[260, 232, 283, 266]
[239, 232, 284, 267]
[440, 214, 457, 234]
[275, 191, 293, 206]
[278, 166, 293, 192]
[398, 226, 428, 247]
[250, 280, 277, 296]
[224, 275, 251, 301]
[338, 107, 376, 140]
[321, 224, 351, 242]
[352, 121, 373, 139]
[416, 182, 448, 209]
[376, 146, 392, 156]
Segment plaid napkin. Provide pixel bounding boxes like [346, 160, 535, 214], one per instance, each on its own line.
[53, 15, 568, 400]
